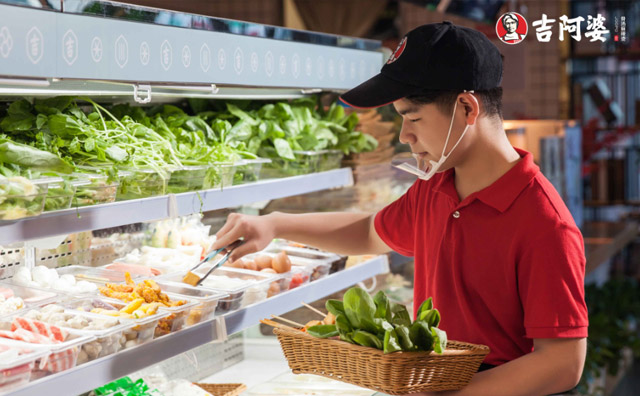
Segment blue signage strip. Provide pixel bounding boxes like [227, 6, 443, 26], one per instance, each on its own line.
[0, 4, 382, 90]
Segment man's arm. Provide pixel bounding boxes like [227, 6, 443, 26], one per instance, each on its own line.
[212, 211, 391, 262]
[413, 338, 586, 396]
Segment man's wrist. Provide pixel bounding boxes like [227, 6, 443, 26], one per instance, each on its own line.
[267, 211, 286, 238]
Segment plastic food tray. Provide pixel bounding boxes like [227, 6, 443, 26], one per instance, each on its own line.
[0, 338, 52, 393]
[258, 148, 322, 179]
[239, 252, 312, 293]
[63, 297, 169, 349]
[116, 168, 171, 201]
[159, 267, 276, 314]
[0, 322, 95, 378]
[204, 162, 237, 190]
[267, 243, 345, 274]
[153, 293, 198, 337]
[56, 265, 144, 286]
[43, 178, 90, 212]
[317, 150, 344, 172]
[168, 165, 208, 194]
[0, 282, 62, 318]
[0, 177, 48, 221]
[233, 158, 271, 185]
[263, 248, 331, 281]
[151, 281, 228, 326]
[71, 173, 119, 207]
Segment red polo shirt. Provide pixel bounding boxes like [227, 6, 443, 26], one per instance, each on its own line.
[374, 148, 588, 365]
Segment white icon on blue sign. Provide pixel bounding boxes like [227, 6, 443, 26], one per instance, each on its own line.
[115, 35, 128, 68]
[200, 44, 211, 72]
[265, 51, 274, 77]
[317, 56, 325, 79]
[279, 55, 286, 75]
[90, 37, 103, 63]
[62, 29, 78, 66]
[0, 27, 12, 59]
[26, 27, 43, 65]
[182, 45, 191, 68]
[305, 57, 312, 76]
[250, 52, 259, 73]
[234, 48, 243, 74]
[328, 59, 335, 78]
[140, 42, 150, 66]
[218, 49, 226, 70]
[292, 54, 300, 78]
[339, 58, 346, 81]
[350, 61, 356, 79]
[161, 40, 172, 71]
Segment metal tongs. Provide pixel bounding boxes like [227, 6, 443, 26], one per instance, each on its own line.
[194, 240, 244, 286]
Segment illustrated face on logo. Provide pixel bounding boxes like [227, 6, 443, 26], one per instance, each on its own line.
[387, 36, 407, 64]
[496, 12, 528, 45]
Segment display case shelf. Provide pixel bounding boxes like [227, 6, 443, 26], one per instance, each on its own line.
[6, 255, 389, 396]
[0, 168, 354, 245]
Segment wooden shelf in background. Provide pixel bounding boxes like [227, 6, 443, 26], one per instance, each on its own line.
[583, 221, 639, 274]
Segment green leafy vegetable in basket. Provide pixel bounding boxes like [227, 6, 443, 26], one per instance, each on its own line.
[308, 287, 447, 354]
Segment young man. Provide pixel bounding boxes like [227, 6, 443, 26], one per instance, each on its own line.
[212, 22, 588, 395]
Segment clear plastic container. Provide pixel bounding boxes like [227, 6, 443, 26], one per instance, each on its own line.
[152, 281, 228, 326]
[266, 243, 345, 274]
[239, 252, 312, 293]
[43, 177, 90, 212]
[168, 165, 208, 194]
[116, 168, 171, 201]
[0, 320, 94, 377]
[158, 267, 276, 314]
[56, 265, 144, 286]
[153, 293, 198, 337]
[0, 338, 51, 392]
[0, 283, 62, 318]
[62, 297, 168, 349]
[258, 148, 322, 179]
[71, 173, 119, 207]
[317, 150, 344, 172]
[203, 162, 237, 190]
[33, 333, 94, 376]
[0, 176, 48, 221]
[233, 158, 271, 185]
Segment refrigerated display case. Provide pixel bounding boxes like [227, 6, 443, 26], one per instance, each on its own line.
[0, 1, 388, 394]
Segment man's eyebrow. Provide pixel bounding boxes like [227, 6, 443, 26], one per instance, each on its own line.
[397, 107, 419, 116]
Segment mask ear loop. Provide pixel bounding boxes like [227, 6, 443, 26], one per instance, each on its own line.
[440, 89, 474, 160]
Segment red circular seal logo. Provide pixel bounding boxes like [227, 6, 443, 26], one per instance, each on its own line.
[496, 12, 528, 45]
[387, 36, 407, 64]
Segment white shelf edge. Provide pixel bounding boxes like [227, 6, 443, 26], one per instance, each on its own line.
[0, 168, 353, 245]
[5, 255, 389, 396]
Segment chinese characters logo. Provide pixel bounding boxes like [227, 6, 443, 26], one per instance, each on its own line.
[496, 13, 611, 43]
[496, 12, 528, 45]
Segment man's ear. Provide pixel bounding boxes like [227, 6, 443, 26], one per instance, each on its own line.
[458, 93, 480, 125]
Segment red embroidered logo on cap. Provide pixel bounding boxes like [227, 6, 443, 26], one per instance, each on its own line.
[387, 37, 407, 64]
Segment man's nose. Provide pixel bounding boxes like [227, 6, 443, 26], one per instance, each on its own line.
[399, 124, 416, 145]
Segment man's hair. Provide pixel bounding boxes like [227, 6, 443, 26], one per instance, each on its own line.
[406, 87, 504, 120]
[501, 13, 519, 30]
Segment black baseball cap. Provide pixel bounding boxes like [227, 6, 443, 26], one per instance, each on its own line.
[340, 21, 503, 109]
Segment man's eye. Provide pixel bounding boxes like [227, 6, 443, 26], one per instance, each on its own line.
[409, 118, 421, 123]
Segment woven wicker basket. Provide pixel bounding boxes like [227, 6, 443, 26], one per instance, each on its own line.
[273, 327, 489, 395]
[195, 383, 247, 396]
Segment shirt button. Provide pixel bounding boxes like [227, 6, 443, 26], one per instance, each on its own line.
[452, 211, 460, 219]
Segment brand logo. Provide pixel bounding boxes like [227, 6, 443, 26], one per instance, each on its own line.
[496, 12, 528, 45]
[387, 36, 407, 64]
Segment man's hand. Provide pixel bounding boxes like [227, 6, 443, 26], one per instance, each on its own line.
[210, 211, 390, 263]
[211, 213, 277, 262]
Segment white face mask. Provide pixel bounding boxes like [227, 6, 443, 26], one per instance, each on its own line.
[394, 95, 471, 181]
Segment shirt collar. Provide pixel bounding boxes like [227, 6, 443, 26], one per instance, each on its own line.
[433, 148, 540, 213]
